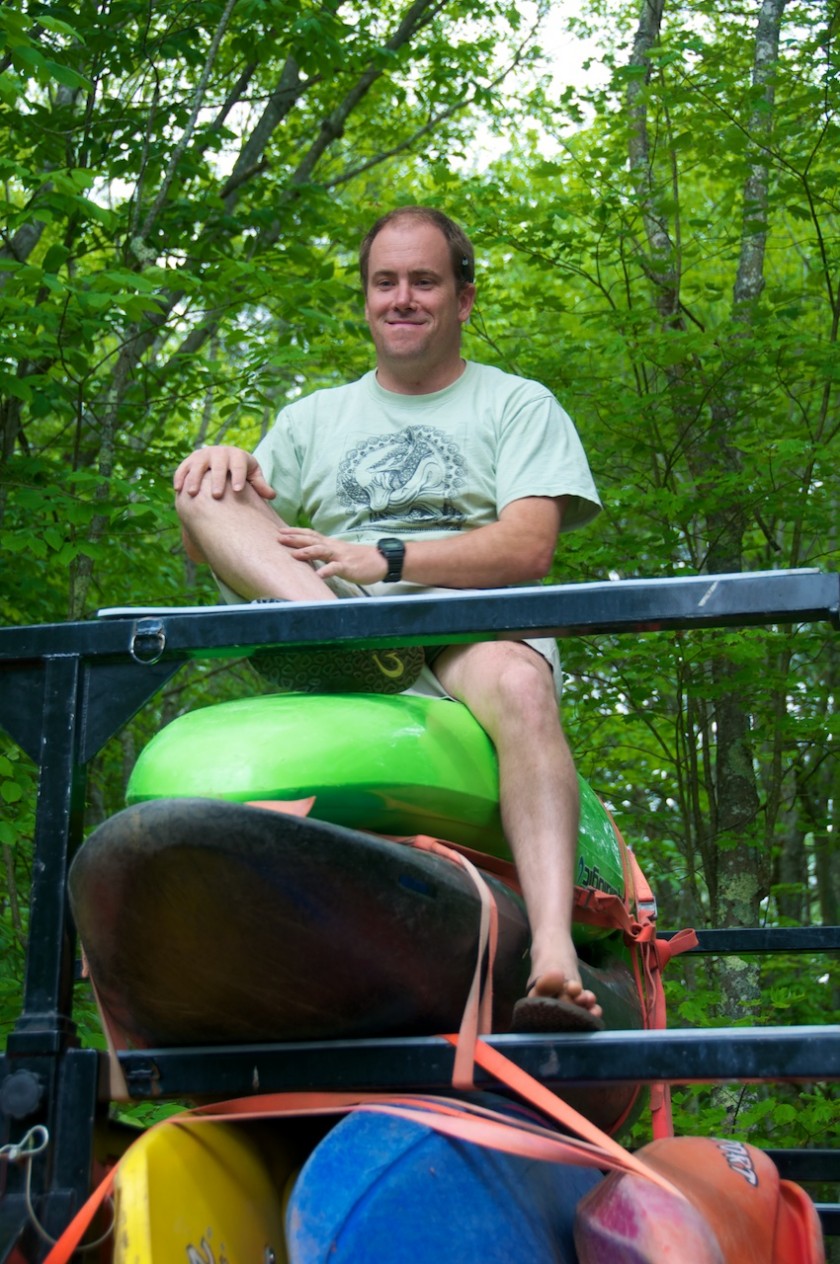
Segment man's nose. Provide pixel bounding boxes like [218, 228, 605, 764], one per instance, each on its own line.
[392, 279, 415, 307]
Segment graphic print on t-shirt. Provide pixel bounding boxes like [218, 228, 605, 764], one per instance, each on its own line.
[336, 425, 467, 529]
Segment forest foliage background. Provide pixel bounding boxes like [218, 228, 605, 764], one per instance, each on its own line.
[1, 0, 837, 1153]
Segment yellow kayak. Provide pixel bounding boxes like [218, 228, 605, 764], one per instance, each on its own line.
[112, 1119, 296, 1263]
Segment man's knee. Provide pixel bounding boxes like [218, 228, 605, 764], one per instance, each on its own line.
[438, 640, 558, 719]
[174, 470, 216, 525]
[491, 642, 557, 708]
[175, 471, 264, 535]
[174, 479, 214, 562]
[179, 522, 207, 564]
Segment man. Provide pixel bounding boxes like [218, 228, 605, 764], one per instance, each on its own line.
[174, 207, 604, 1030]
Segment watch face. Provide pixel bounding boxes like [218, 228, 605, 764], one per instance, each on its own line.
[378, 538, 405, 580]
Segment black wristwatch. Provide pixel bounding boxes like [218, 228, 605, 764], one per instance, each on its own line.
[377, 537, 406, 583]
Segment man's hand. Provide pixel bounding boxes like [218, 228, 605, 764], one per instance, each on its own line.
[173, 445, 276, 501]
[276, 528, 388, 584]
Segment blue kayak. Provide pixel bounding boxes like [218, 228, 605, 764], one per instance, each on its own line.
[286, 1093, 602, 1263]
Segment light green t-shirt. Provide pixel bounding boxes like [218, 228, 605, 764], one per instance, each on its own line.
[254, 361, 601, 544]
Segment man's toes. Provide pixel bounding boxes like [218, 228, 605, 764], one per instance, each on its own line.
[529, 971, 569, 999]
[529, 973, 603, 1018]
[582, 994, 604, 1019]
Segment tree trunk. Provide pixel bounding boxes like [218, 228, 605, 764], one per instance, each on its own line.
[625, 0, 788, 1021]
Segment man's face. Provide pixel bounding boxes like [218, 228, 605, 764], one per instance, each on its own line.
[364, 219, 475, 378]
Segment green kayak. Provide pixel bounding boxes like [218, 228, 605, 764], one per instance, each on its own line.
[127, 692, 627, 938]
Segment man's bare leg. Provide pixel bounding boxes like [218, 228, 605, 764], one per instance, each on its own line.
[433, 640, 603, 1026]
[176, 475, 424, 694]
[176, 475, 338, 603]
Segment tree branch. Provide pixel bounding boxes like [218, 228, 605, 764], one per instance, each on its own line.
[285, 0, 450, 194]
[326, 20, 538, 192]
[219, 54, 303, 208]
[132, 0, 241, 257]
[733, 0, 788, 315]
[0, 84, 80, 285]
[626, 0, 680, 314]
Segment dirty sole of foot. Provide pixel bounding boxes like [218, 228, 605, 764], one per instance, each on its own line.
[250, 644, 425, 695]
[511, 994, 606, 1034]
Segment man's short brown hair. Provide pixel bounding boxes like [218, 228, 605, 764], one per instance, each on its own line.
[359, 207, 475, 292]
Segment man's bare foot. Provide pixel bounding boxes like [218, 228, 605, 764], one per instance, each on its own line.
[510, 970, 605, 1033]
[530, 971, 603, 1018]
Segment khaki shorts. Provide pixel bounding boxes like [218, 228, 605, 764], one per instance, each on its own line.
[338, 578, 563, 703]
[218, 572, 563, 702]
[408, 638, 562, 702]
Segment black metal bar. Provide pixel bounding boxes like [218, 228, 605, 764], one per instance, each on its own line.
[34, 1049, 101, 1256]
[7, 658, 85, 1054]
[658, 926, 840, 953]
[0, 664, 47, 764]
[116, 1026, 840, 1100]
[815, 1207, 840, 1235]
[0, 657, 94, 1262]
[766, 1150, 840, 1182]
[79, 659, 183, 763]
[0, 570, 837, 664]
[0, 1205, 30, 1264]
[0, 1049, 101, 1264]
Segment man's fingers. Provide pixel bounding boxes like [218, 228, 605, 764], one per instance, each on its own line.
[185, 457, 214, 495]
[216, 449, 249, 496]
[174, 446, 275, 499]
[250, 472, 277, 500]
[289, 544, 329, 562]
[277, 528, 318, 544]
[227, 451, 270, 495]
[174, 452, 217, 496]
[173, 455, 204, 493]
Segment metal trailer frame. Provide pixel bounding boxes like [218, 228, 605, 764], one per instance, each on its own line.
[0, 569, 838, 1260]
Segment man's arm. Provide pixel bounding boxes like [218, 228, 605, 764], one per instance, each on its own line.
[276, 496, 567, 588]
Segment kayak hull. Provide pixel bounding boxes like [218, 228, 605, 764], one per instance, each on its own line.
[287, 1095, 603, 1263]
[108, 1098, 602, 1264]
[69, 799, 644, 1133]
[111, 1119, 294, 1264]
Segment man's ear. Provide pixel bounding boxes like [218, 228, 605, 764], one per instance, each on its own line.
[459, 282, 477, 323]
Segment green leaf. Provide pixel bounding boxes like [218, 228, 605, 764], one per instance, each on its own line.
[43, 60, 92, 91]
[37, 15, 83, 39]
